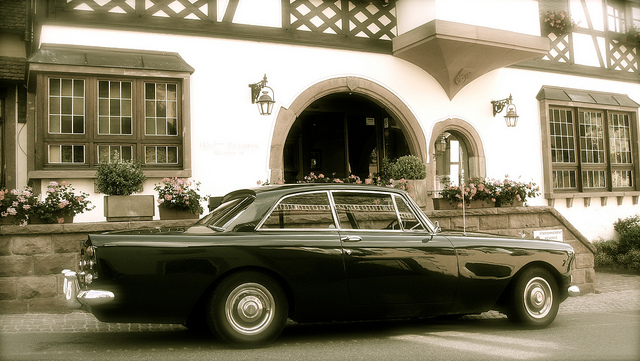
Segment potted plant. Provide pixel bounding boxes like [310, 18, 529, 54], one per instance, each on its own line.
[96, 157, 154, 222]
[31, 181, 94, 224]
[485, 176, 540, 207]
[436, 177, 494, 210]
[540, 10, 579, 36]
[435, 176, 540, 209]
[154, 178, 205, 220]
[0, 187, 38, 226]
[387, 155, 428, 207]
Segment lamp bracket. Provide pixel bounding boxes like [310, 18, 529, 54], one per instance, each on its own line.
[491, 94, 513, 116]
[249, 74, 272, 104]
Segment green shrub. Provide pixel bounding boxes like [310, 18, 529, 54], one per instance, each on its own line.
[96, 157, 146, 196]
[388, 155, 426, 180]
[594, 215, 640, 272]
[614, 215, 640, 253]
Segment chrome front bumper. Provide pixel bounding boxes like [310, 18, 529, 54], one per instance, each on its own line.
[62, 269, 115, 309]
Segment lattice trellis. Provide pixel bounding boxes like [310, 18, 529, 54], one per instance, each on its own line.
[67, 0, 136, 13]
[347, 1, 395, 40]
[609, 40, 639, 73]
[145, 0, 209, 20]
[290, 0, 343, 34]
[289, 0, 396, 40]
[542, 32, 572, 63]
[66, 0, 210, 19]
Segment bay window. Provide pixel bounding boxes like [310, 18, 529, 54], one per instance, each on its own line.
[28, 45, 193, 179]
[539, 86, 639, 203]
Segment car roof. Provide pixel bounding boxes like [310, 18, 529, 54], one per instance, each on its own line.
[247, 183, 408, 196]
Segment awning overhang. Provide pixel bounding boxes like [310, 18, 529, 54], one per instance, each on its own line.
[27, 44, 194, 90]
[393, 20, 550, 100]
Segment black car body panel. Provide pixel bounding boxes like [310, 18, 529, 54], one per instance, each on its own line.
[65, 183, 576, 338]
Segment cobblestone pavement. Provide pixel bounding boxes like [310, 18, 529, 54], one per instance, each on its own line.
[0, 272, 638, 333]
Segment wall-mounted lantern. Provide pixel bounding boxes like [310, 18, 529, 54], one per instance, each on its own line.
[491, 94, 519, 127]
[435, 133, 447, 153]
[249, 74, 276, 116]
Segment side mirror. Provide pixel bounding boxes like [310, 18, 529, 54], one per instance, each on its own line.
[434, 221, 442, 233]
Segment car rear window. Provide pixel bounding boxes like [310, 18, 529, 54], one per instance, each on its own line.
[197, 196, 253, 229]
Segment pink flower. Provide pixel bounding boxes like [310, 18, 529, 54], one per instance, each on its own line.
[49, 181, 58, 187]
[61, 181, 69, 186]
[365, 178, 373, 185]
[57, 217, 65, 224]
[165, 195, 173, 201]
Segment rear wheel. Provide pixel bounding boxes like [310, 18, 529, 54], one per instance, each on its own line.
[507, 267, 559, 328]
[209, 272, 288, 345]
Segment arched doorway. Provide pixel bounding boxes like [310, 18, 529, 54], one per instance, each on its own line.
[282, 93, 411, 183]
[269, 77, 427, 184]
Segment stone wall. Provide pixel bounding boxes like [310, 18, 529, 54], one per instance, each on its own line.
[0, 219, 194, 314]
[0, 206, 595, 314]
[425, 206, 596, 294]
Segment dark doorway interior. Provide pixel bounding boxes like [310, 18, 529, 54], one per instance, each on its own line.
[283, 93, 410, 183]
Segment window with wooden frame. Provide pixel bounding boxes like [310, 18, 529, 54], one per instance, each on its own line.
[42, 76, 183, 168]
[538, 86, 639, 200]
[28, 45, 194, 179]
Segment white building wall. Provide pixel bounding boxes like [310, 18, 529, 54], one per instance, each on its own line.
[35, 24, 640, 242]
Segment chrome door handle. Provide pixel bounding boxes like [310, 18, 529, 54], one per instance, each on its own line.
[340, 235, 362, 242]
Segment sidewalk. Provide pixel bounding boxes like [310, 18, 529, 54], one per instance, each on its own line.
[1, 271, 638, 333]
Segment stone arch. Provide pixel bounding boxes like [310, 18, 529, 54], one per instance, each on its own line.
[269, 77, 427, 183]
[428, 118, 486, 191]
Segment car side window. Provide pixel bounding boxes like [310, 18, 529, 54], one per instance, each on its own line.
[332, 192, 399, 230]
[260, 192, 335, 229]
[394, 195, 425, 231]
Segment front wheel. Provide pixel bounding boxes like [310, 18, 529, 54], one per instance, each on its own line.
[209, 272, 288, 345]
[507, 267, 559, 328]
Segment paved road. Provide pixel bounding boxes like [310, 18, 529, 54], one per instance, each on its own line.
[0, 271, 638, 361]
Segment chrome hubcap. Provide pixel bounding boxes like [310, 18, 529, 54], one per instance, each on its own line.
[225, 283, 275, 335]
[524, 277, 553, 319]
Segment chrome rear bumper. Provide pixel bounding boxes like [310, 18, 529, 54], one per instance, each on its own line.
[62, 269, 115, 309]
[568, 285, 581, 297]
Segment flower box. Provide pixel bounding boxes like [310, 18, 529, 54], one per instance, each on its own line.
[159, 207, 199, 220]
[29, 210, 74, 224]
[104, 195, 155, 222]
[433, 198, 495, 210]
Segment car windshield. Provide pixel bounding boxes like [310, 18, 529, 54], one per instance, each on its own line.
[196, 196, 252, 230]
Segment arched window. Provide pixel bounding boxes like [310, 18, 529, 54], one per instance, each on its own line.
[430, 119, 486, 195]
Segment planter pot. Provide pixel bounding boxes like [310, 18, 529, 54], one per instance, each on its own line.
[495, 200, 524, 207]
[0, 215, 19, 225]
[29, 211, 74, 224]
[399, 179, 429, 208]
[468, 199, 495, 208]
[104, 195, 155, 222]
[159, 207, 199, 220]
[432, 198, 457, 210]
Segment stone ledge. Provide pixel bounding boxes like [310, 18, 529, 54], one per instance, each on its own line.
[0, 219, 196, 235]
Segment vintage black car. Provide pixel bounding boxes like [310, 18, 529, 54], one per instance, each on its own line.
[63, 184, 579, 344]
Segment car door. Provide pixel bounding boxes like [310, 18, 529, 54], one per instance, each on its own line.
[332, 190, 458, 313]
[257, 190, 347, 321]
